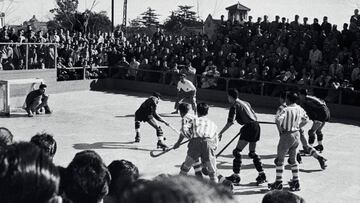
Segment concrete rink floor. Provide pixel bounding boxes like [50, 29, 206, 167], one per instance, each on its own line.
[2, 90, 360, 203]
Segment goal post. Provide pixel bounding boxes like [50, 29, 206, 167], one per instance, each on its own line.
[0, 78, 45, 116]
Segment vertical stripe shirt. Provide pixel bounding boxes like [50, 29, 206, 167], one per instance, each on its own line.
[227, 99, 257, 125]
[181, 114, 218, 140]
[275, 103, 309, 132]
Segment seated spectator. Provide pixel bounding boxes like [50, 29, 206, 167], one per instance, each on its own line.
[30, 132, 57, 160]
[25, 83, 52, 117]
[64, 150, 111, 203]
[105, 160, 139, 203]
[201, 60, 220, 89]
[120, 175, 237, 203]
[262, 190, 305, 203]
[0, 142, 61, 203]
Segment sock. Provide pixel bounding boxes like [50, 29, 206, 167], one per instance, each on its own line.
[276, 165, 283, 182]
[318, 140, 323, 145]
[193, 160, 203, 177]
[291, 164, 299, 181]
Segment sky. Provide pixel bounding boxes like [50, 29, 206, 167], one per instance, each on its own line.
[1, 0, 359, 28]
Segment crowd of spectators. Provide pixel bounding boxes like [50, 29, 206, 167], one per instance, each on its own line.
[1, 10, 360, 103]
[0, 127, 306, 203]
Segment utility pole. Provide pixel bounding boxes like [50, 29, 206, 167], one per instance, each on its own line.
[111, 0, 115, 32]
[123, 0, 127, 27]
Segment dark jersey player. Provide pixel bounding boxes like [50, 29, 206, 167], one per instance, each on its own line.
[299, 89, 330, 153]
[135, 92, 169, 150]
[25, 84, 52, 117]
[218, 89, 267, 185]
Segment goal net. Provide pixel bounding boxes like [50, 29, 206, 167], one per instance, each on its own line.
[0, 78, 45, 116]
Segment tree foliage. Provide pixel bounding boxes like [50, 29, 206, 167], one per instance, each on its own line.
[141, 7, 160, 27]
[48, 0, 111, 33]
[164, 5, 202, 32]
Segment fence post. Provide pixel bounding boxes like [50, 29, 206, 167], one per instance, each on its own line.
[25, 44, 29, 70]
[83, 65, 86, 80]
[225, 78, 229, 92]
[54, 44, 58, 69]
[260, 82, 264, 96]
[338, 89, 343, 104]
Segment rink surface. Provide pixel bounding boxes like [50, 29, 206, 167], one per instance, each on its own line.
[2, 90, 360, 203]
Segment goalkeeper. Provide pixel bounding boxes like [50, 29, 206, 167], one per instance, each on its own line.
[25, 84, 52, 117]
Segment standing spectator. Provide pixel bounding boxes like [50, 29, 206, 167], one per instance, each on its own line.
[126, 57, 139, 80]
[180, 61, 197, 85]
[350, 9, 360, 33]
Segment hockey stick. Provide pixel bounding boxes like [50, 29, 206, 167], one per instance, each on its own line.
[216, 132, 241, 158]
[258, 121, 276, 125]
[150, 140, 190, 158]
[167, 123, 180, 135]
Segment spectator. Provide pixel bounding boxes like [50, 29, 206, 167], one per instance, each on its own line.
[201, 60, 221, 89]
[0, 142, 61, 203]
[105, 160, 139, 203]
[120, 175, 237, 203]
[64, 150, 111, 203]
[30, 132, 57, 160]
[0, 127, 13, 148]
[262, 190, 305, 203]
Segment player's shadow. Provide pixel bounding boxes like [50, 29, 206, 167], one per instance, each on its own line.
[115, 114, 135, 118]
[0, 114, 30, 118]
[72, 142, 152, 152]
[233, 189, 269, 196]
[299, 168, 323, 173]
[219, 154, 277, 160]
[216, 162, 275, 170]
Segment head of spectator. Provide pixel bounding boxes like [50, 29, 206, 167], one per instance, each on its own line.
[178, 102, 191, 117]
[262, 190, 305, 203]
[30, 132, 57, 160]
[303, 17, 308, 24]
[120, 175, 236, 203]
[343, 23, 349, 30]
[227, 88, 239, 103]
[323, 16, 328, 23]
[0, 127, 13, 149]
[64, 150, 111, 203]
[275, 15, 280, 22]
[294, 15, 299, 22]
[0, 142, 60, 203]
[107, 160, 139, 202]
[314, 18, 319, 24]
[355, 9, 359, 16]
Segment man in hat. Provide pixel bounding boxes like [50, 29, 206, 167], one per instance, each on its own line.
[172, 73, 197, 115]
[134, 92, 169, 150]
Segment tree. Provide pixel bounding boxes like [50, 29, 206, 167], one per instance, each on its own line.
[164, 5, 202, 32]
[48, 0, 80, 31]
[141, 7, 159, 27]
[129, 17, 143, 27]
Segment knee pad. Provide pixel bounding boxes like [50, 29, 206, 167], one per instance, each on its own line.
[316, 131, 323, 141]
[156, 126, 163, 137]
[232, 149, 242, 174]
[180, 162, 191, 173]
[249, 152, 263, 172]
[274, 158, 283, 166]
[135, 121, 140, 129]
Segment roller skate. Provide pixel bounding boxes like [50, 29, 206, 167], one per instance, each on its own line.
[317, 156, 327, 170]
[288, 179, 301, 191]
[225, 174, 241, 184]
[218, 175, 234, 192]
[268, 181, 283, 190]
[157, 140, 168, 151]
[314, 145, 324, 153]
[255, 173, 267, 185]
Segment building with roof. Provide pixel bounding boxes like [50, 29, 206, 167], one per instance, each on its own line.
[203, 2, 250, 39]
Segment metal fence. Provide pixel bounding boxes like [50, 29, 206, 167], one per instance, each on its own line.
[0, 42, 58, 70]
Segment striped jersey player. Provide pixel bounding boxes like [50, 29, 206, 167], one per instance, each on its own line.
[269, 91, 309, 191]
[174, 102, 218, 183]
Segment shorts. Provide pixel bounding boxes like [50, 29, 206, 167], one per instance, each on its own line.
[135, 110, 153, 122]
[310, 106, 330, 122]
[239, 121, 261, 142]
[187, 138, 216, 162]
